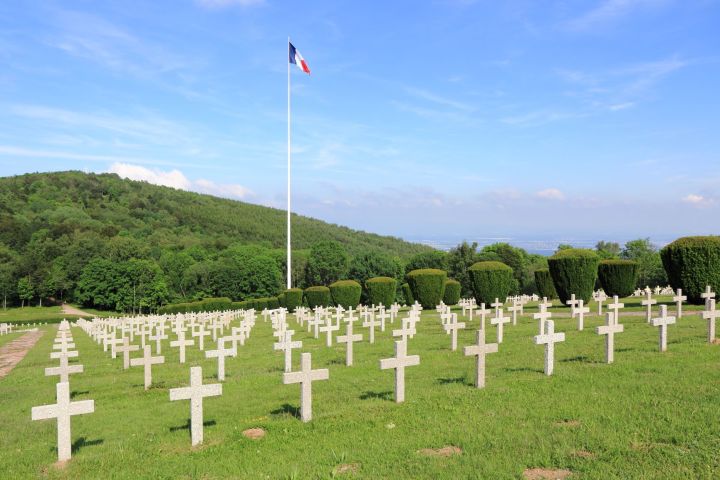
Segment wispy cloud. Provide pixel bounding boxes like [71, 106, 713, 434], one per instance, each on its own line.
[682, 193, 715, 207]
[501, 110, 584, 127]
[109, 162, 253, 199]
[536, 188, 565, 200]
[405, 87, 474, 112]
[566, 0, 673, 32]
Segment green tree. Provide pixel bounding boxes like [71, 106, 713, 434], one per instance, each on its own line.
[477, 243, 528, 294]
[159, 250, 194, 299]
[348, 250, 402, 303]
[0, 244, 18, 309]
[305, 241, 349, 286]
[406, 250, 448, 272]
[595, 241, 621, 260]
[446, 242, 479, 297]
[621, 238, 667, 288]
[17, 276, 34, 308]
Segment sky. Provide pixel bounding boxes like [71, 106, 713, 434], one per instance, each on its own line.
[0, 0, 719, 246]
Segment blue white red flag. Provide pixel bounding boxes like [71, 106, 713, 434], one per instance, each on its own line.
[289, 42, 311, 74]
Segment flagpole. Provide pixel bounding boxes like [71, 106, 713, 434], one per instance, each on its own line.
[286, 37, 292, 290]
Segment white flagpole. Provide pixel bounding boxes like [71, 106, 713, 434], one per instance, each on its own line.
[287, 37, 292, 289]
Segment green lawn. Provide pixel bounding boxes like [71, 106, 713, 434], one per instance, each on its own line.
[0, 306, 114, 325]
[0, 304, 718, 479]
[0, 331, 24, 348]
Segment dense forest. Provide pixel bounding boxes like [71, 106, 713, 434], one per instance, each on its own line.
[0, 171, 667, 313]
[0, 171, 431, 311]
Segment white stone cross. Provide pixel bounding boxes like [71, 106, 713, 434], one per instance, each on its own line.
[377, 309, 388, 332]
[116, 337, 139, 370]
[533, 320, 565, 376]
[701, 285, 716, 310]
[31, 381, 94, 462]
[595, 291, 607, 315]
[337, 320, 363, 366]
[642, 290, 657, 323]
[205, 337, 236, 381]
[463, 329, 498, 388]
[566, 294, 579, 318]
[193, 323, 211, 351]
[130, 345, 165, 390]
[380, 340, 420, 403]
[490, 308, 511, 344]
[476, 303, 490, 330]
[490, 298, 503, 317]
[507, 300, 521, 326]
[150, 330, 168, 355]
[702, 299, 719, 344]
[651, 305, 676, 352]
[319, 319, 340, 347]
[274, 330, 302, 373]
[442, 313, 466, 351]
[170, 330, 195, 364]
[608, 295, 624, 324]
[282, 352, 329, 422]
[596, 312, 623, 363]
[673, 288, 687, 319]
[575, 299, 590, 331]
[169, 366, 222, 446]
[362, 313, 381, 344]
[533, 303, 552, 336]
[45, 355, 84, 384]
[392, 319, 413, 343]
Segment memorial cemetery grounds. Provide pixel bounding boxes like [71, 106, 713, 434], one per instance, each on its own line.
[1, 295, 718, 478]
[1, 173, 719, 478]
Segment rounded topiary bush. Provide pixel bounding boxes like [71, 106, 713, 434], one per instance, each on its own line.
[598, 260, 637, 297]
[365, 277, 397, 307]
[283, 288, 303, 312]
[406, 268, 447, 309]
[534, 269, 557, 299]
[329, 280, 362, 309]
[443, 279, 461, 305]
[304, 286, 331, 308]
[661, 236, 720, 304]
[277, 293, 286, 308]
[402, 282, 414, 305]
[469, 261, 514, 305]
[547, 248, 599, 303]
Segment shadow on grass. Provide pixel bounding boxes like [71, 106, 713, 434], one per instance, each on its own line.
[169, 419, 217, 433]
[270, 403, 300, 419]
[359, 390, 393, 401]
[70, 390, 90, 399]
[503, 367, 544, 374]
[560, 355, 603, 364]
[328, 358, 346, 366]
[437, 376, 469, 386]
[70, 436, 104, 454]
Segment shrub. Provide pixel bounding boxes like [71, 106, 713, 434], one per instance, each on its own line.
[406, 269, 447, 308]
[158, 297, 232, 314]
[402, 283, 414, 305]
[365, 277, 397, 307]
[305, 286, 331, 308]
[469, 261, 514, 305]
[277, 293, 286, 308]
[266, 296, 280, 309]
[547, 248, 599, 303]
[201, 297, 233, 311]
[534, 269, 558, 299]
[282, 288, 303, 312]
[598, 260, 637, 297]
[329, 280, 362, 309]
[443, 279, 461, 305]
[660, 236, 720, 304]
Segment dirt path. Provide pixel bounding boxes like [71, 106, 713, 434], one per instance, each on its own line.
[61, 303, 93, 317]
[0, 329, 44, 379]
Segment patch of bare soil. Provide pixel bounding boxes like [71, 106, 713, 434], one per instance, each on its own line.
[242, 428, 266, 440]
[332, 463, 360, 475]
[523, 468, 573, 480]
[417, 445, 462, 457]
[0, 329, 44, 379]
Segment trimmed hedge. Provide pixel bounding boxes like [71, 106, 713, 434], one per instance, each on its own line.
[402, 282, 414, 305]
[305, 286, 331, 308]
[469, 261, 514, 305]
[443, 279, 461, 305]
[547, 248, 599, 303]
[329, 280, 362, 309]
[406, 269, 447, 309]
[284, 288, 303, 312]
[661, 236, 720, 304]
[365, 276, 397, 307]
[534, 269, 558, 299]
[277, 293, 286, 309]
[598, 260, 637, 297]
[158, 297, 233, 314]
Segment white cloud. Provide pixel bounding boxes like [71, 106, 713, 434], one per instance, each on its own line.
[681, 193, 715, 207]
[567, 0, 672, 31]
[195, 0, 265, 8]
[108, 162, 252, 199]
[536, 188, 565, 200]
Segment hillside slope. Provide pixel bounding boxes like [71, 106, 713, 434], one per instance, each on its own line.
[0, 171, 430, 258]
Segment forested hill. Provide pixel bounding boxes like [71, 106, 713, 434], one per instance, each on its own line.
[0, 171, 430, 258]
[0, 171, 433, 311]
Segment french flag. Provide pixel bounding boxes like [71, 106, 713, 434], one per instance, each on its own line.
[289, 42, 311, 75]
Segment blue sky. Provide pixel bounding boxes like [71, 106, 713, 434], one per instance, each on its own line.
[1, 0, 719, 243]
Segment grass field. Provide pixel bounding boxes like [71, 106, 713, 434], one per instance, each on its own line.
[0, 300, 718, 479]
[0, 306, 113, 325]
